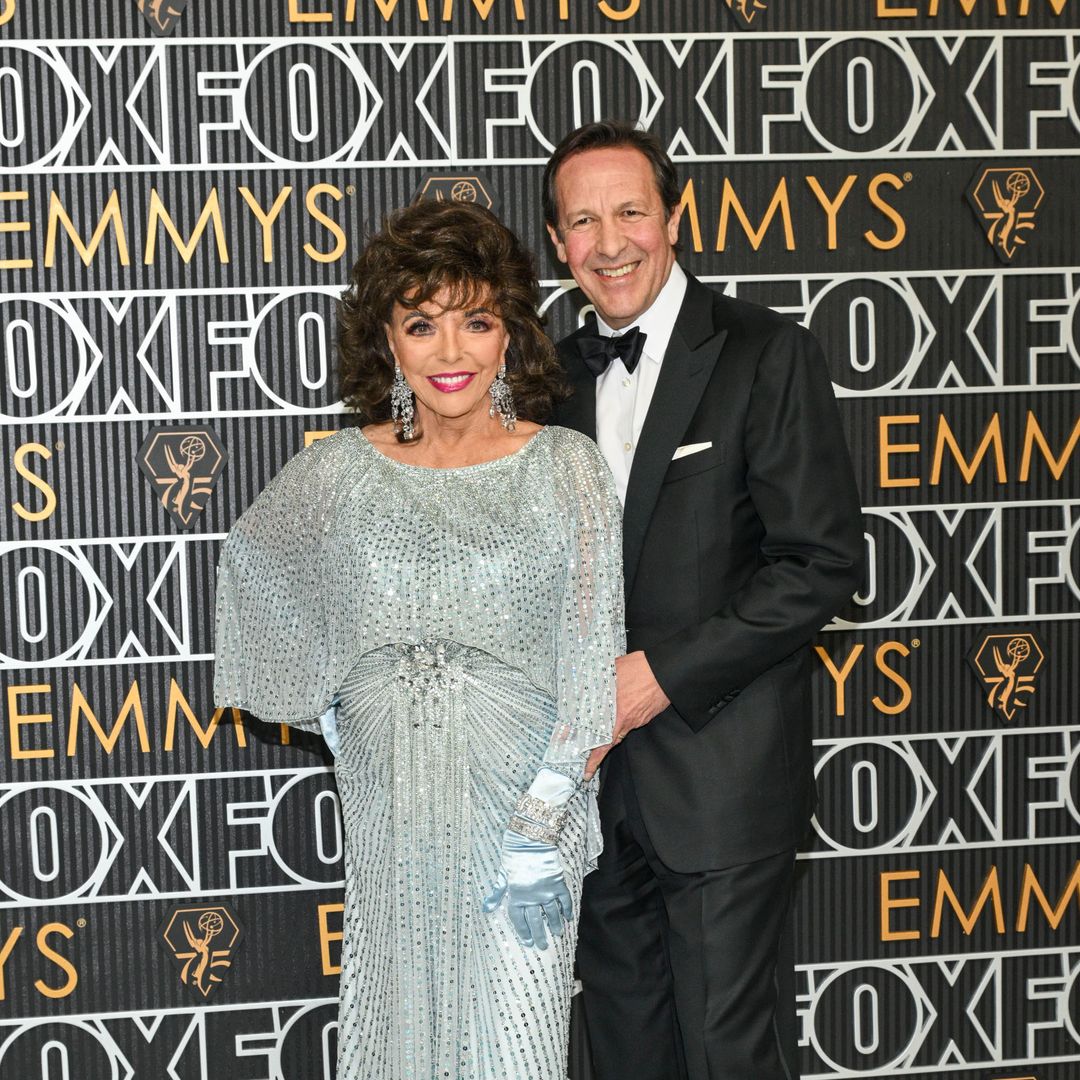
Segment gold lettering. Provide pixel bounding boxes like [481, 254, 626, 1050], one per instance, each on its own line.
[373, 0, 431, 19]
[872, 642, 911, 715]
[144, 187, 230, 266]
[1015, 861, 1080, 931]
[878, 0, 1069, 15]
[0, 927, 23, 1000]
[876, 0, 919, 14]
[931, 866, 1005, 937]
[66, 681, 150, 757]
[598, 0, 640, 18]
[304, 184, 347, 264]
[717, 178, 794, 252]
[0, 190, 32, 269]
[318, 902, 344, 975]
[805, 175, 858, 251]
[1018, 411, 1080, 482]
[12, 443, 57, 522]
[928, 0, 1007, 13]
[44, 190, 129, 268]
[880, 870, 921, 941]
[441, 0, 525, 18]
[7, 684, 53, 760]
[288, 0, 333, 20]
[813, 644, 864, 717]
[865, 173, 906, 251]
[238, 186, 293, 264]
[678, 179, 703, 254]
[930, 413, 1006, 485]
[164, 679, 247, 750]
[1017, 0, 1069, 12]
[34, 924, 77, 999]
[878, 415, 921, 489]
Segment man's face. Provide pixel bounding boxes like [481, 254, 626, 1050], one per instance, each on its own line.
[547, 146, 681, 330]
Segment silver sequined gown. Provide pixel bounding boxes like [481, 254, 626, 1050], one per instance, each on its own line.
[213, 425, 623, 1080]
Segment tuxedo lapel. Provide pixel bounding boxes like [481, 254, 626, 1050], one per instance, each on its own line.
[622, 281, 727, 594]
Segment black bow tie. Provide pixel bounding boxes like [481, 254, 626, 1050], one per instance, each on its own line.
[574, 324, 647, 377]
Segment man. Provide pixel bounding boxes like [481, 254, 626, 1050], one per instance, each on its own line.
[545, 121, 864, 1080]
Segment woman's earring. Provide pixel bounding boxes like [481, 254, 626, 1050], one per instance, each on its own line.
[390, 363, 416, 441]
[488, 362, 517, 431]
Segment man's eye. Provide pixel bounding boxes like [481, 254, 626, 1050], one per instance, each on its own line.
[570, 217, 592, 229]
[622, 209, 642, 218]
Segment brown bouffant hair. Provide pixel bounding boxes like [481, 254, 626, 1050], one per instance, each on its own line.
[339, 200, 566, 430]
[542, 120, 681, 229]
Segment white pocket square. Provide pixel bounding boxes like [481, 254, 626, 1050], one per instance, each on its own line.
[672, 442, 712, 461]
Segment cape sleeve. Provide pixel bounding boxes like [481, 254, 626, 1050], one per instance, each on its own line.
[545, 429, 625, 771]
[213, 436, 351, 730]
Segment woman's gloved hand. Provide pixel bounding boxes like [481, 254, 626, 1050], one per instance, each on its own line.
[481, 767, 578, 949]
[481, 830, 572, 949]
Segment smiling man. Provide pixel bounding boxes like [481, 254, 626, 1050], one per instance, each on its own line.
[546, 122, 865, 1080]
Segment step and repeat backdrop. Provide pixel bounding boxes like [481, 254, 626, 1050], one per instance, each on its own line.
[1, 1, 1079, 1078]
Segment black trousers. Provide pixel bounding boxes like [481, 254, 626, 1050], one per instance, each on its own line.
[577, 747, 799, 1080]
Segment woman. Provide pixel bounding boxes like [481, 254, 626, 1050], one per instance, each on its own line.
[213, 200, 623, 1079]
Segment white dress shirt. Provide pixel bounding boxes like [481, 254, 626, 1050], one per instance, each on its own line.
[594, 261, 689, 504]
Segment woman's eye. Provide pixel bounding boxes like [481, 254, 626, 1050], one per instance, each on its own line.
[405, 320, 433, 335]
[466, 318, 492, 332]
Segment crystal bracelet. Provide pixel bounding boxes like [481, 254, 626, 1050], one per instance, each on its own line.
[514, 793, 569, 833]
[508, 815, 561, 846]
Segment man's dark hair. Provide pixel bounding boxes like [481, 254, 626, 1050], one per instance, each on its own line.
[542, 120, 681, 229]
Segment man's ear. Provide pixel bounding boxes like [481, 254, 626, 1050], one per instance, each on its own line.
[546, 223, 568, 265]
[665, 203, 683, 246]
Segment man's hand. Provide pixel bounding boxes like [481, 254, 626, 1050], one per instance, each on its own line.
[584, 651, 671, 779]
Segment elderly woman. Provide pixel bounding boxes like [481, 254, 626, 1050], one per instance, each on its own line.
[213, 200, 623, 1079]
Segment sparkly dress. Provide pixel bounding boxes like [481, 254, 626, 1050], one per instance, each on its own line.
[213, 425, 623, 1080]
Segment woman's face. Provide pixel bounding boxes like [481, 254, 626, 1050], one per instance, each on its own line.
[385, 286, 510, 429]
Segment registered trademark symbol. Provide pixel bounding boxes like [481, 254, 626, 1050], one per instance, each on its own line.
[911, 638, 921, 648]
[345, 185, 356, 196]
[55, 440, 64, 451]
[76, 918, 87, 928]
[903, 172, 913, 183]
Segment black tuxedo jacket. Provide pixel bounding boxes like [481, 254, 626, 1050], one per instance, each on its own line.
[556, 274, 864, 872]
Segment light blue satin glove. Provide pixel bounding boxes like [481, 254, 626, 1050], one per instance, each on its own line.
[482, 767, 578, 949]
[318, 698, 340, 757]
[481, 829, 572, 950]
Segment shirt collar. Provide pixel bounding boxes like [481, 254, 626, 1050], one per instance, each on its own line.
[595, 260, 687, 365]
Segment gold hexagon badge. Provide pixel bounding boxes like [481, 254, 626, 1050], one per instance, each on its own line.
[138, 426, 227, 531]
[968, 632, 1045, 724]
[413, 175, 495, 210]
[160, 905, 243, 998]
[724, 0, 768, 26]
[136, 0, 191, 36]
[966, 166, 1045, 263]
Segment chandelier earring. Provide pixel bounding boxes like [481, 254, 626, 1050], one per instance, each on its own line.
[390, 362, 416, 441]
[488, 362, 517, 431]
